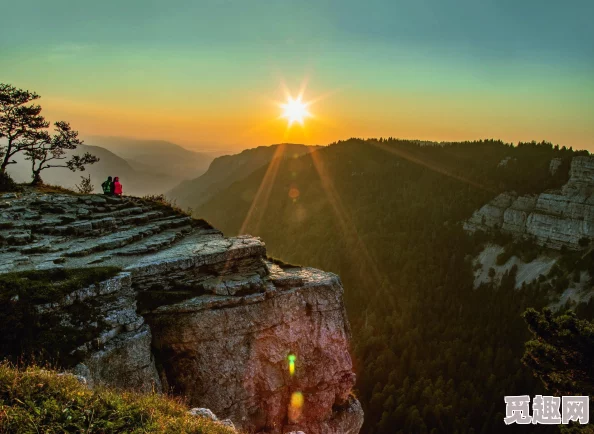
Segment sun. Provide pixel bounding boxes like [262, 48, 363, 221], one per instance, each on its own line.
[280, 96, 311, 126]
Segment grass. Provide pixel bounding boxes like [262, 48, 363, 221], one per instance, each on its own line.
[0, 363, 236, 433]
[141, 194, 192, 217]
[31, 183, 79, 195]
[140, 194, 215, 232]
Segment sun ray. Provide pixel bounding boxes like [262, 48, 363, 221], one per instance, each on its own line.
[239, 143, 288, 235]
[309, 151, 385, 291]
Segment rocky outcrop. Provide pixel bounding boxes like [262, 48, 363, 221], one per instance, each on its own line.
[0, 188, 363, 433]
[464, 156, 594, 249]
[188, 408, 236, 429]
[147, 264, 361, 434]
[471, 244, 557, 289]
[21, 271, 161, 393]
[549, 158, 563, 175]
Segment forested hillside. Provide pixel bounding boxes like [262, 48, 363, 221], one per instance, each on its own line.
[196, 138, 585, 433]
[168, 144, 317, 210]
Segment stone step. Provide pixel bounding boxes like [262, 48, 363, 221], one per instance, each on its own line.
[51, 217, 118, 236]
[113, 226, 193, 256]
[63, 227, 159, 257]
[62, 217, 194, 258]
[0, 230, 33, 245]
[119, 210, 165, 225]
[126, 234, 267, 281]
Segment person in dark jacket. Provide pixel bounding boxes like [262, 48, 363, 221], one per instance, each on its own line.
[101, 176, 113, 195]
[113, 177, 123, 196]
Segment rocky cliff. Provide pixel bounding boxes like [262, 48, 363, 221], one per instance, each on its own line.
[465, 156, 594, 250]
[0, 188, 363, 434]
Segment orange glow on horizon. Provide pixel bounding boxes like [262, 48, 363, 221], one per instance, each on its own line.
[33, 84, 594, 154]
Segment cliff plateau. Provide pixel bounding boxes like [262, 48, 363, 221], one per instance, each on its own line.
[0, 188, 363, 434]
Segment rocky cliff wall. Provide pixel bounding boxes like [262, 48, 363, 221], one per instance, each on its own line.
[464, 156, 594, 249]
[147, 265, 361, 434]
[0, 189, 363, 433]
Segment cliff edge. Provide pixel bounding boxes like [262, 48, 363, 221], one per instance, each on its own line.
[465, 156, 594, 250]
[0, 188, 363, 434]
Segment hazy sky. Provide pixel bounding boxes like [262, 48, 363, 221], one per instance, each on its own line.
[1, 0, 593, 152]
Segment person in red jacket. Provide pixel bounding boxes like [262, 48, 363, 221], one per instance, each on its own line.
[113, 176, 123, 196]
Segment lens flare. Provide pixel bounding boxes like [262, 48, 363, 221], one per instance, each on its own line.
[289, 187, 300, 200]
[288, 354, 296, 376]
[290, 391, 304, 408]
[288, 391, 305, 423]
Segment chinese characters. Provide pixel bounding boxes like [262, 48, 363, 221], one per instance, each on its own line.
[504, 395, 589, 425]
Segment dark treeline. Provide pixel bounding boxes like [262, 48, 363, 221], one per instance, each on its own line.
[198, 138, 585, 433]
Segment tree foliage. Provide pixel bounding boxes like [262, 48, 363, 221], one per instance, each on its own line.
[0, 83, 97, 184]
[25, 121, 99, 185]
[0, 83, 48, 173]
[523, 308, 594, 398]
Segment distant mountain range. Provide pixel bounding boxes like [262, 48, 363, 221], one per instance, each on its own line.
[85, 136, 212, 181]
[167, 144, 319, 210]
[7, 136, 214, 197]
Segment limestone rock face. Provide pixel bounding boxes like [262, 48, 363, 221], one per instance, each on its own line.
[0, 188, 362, 433]
[147, 265, 361, 434]
[25, 271, 161, 392]
[549, 157, 563, 175]
[464, 156, 594, 249]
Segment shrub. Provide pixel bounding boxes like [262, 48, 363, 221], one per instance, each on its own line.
[0, 171, 19, 193]
[75, 174, 95, 194]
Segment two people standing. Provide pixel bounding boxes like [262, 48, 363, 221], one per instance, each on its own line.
[101, 176, 123, 196]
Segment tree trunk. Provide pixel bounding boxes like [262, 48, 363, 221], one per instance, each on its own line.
[31, 172, 43, 186]
[0, 156, 10, 174]
[0, 139, 13, 174]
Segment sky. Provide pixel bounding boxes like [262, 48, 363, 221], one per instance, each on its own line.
[1, 0, 593, 152]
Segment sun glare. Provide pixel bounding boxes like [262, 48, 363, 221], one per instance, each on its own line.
[280, 96, 311, 126]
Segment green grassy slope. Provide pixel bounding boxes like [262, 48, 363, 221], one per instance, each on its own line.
[0, 363, 235, 433]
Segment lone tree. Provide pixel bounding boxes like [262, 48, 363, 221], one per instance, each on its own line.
[0, 83, 49, 173]
[25, 121, 99, 185]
